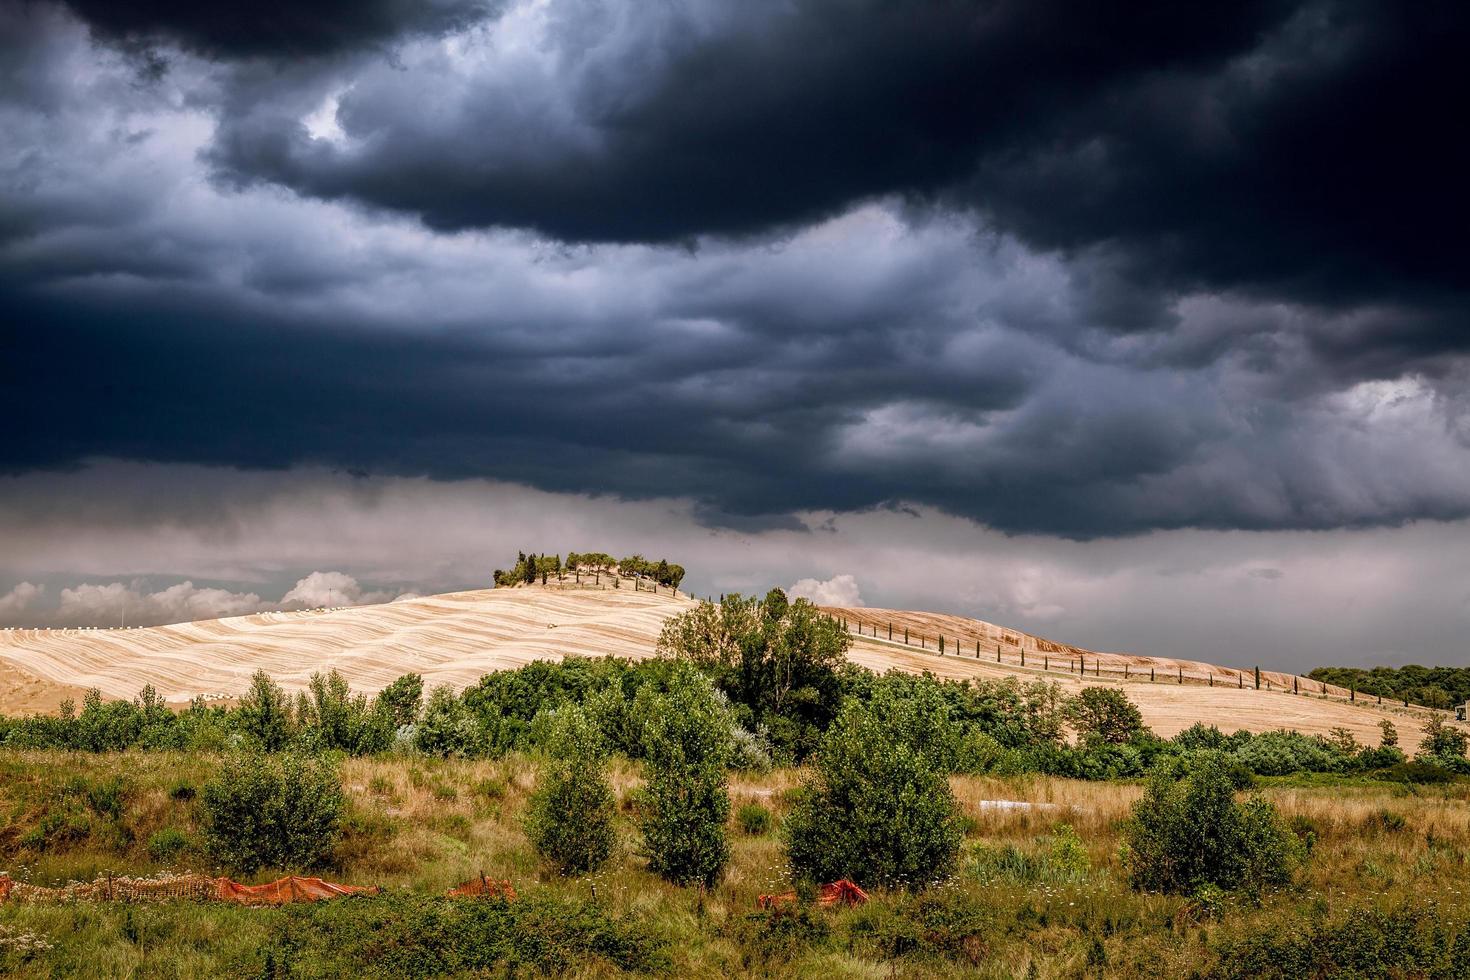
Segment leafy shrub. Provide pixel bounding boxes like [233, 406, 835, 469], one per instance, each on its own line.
[1174, 723, 1230, 751]
[201, 752, 344, 873]
[297, 670, 395, 755]
[656, 591, 849, 763]
[414, 686, 486, 757]
[637, 664, 733, 887]
[785, 686, 963, 890]
[74, 689, 144, 751]
[729, 725, 774, 772]
[266, 893, 669, 977]
[376, 673, 424, 728]
[1418, 714, 1468, 761]
[84, 776, 126, 820]
[1207, 902, 1470, 979]
[1233, 730, 1339, 776]
[167, 780, 196, 801]
[1124, 753, 1302, 896]
[19, 808, 90, 852]
[474, 777, 506, 800]
[735, 906, 831, 966]
[1066, 687, 1146, 744]
[1380, 759, 1457, 784]
[1364, 808, 1407, 833]
[848, 888, 993, 966]
[1356, 745, 1407, 770]
[147, 827, 190, 861]
[526, 705, 618, 875]
[234, 670, 296, 752]
[737, 803, 772, 835]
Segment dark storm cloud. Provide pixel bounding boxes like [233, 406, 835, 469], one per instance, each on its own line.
[199, 0, 1470, 339]
[3, 0, 1470, 540]
[61, 0, 494, 57]
[206, 0, 1290, 243]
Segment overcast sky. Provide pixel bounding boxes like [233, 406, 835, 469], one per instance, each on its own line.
[2, 1, 1468, 670]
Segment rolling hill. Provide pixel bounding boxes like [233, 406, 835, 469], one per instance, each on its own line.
[0, 585, 1456, 743]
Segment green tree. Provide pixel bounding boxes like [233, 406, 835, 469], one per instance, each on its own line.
[377, 673, 424, 729]
[526, 705, 618, 875]
[1418, 714, 1467, 760]
[637, 665, 733, 887]
[415, 685, 487, 757]
[656, 591, 850, 760]
[784, 685, 963, 889]
[1379, 718, 1399, 748]
[1124, 753, 1301, 896]
[1067, 687, 1147, 745]
[235, 670, 295, 751]
[201, 752, 344, 873]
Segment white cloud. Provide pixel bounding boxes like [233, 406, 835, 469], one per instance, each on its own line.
[0, 582, 43, 616]
[279, 570, 392, 609]
[7, 569, 397, 628]
[788, 574, 864, 607]
[56, 580, 268, 627]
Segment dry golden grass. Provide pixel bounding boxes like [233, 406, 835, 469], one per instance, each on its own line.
[4, 747, 1470, 978]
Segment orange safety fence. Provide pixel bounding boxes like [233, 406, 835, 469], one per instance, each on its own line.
[757, 879, 869, 910]
[0, 872, 377, 906]
[446, 875, 518, 900]
[214, 875, 379, 905]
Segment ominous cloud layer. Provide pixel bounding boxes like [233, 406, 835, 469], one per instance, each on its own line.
[2, 0, 1469, 590]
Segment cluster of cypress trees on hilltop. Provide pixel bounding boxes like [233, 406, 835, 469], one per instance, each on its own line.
[492, 551, 685, 590]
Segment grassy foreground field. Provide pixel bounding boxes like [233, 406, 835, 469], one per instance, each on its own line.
[2, 750, 1469, 977]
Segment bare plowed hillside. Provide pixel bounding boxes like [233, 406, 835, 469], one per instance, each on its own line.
[0, 588, 1454, 743]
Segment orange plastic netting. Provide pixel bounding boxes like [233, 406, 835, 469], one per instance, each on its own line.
[0, 873, 377, 906]
[446, 876, 518, 900]
[756, 879, 870, 910]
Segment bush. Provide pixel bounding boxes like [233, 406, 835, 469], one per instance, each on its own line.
[1418, 714, 1468, 761]
[265, 893, 670, 977]
[1124, 753, 1301, 896]
[1207, 902, 1470, 979]
[147, 827, 190, 861]
[297, 670, 395, 755]
[201, 752, 344, 873]
[414, 686, 487, 757]
[737, 803, 772, 835]
[1066, 687, 1146, 744]
[84, 776, 127, 820]
[525, 705, 618, 875]
[377, 673, 424, 729]
[1380, 759, 1458, 784]
[1233, 730, 1339, 776]
[234, 670, 296, 751]
[637, 665, 733, 887]
[784, 686, 963, 890]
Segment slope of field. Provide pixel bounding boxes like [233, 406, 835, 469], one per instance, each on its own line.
[831, 606, 1459, 743]
[0, 586, 693, 707]
[0, 588, 1455, 743]
[827, 605, 1350, 695]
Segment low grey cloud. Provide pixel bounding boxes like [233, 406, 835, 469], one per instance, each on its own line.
[2, 462, 1469, 670]
[5, 567, 408, 628]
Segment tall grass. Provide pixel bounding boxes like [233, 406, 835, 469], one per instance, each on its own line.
[1, 749, 1468, 976]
